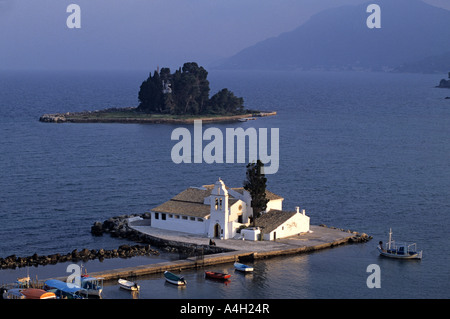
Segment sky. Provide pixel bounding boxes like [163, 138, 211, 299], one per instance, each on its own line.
[0, 0, 449, 71]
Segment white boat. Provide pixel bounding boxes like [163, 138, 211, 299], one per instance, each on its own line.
[118, 278, 140, 291]
[234, 262, 254, 272]
[81, 276, 104, 297]
[238, 117, 256, 122]
[377, 229, 423, 260]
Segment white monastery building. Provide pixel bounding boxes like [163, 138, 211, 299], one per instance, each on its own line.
[150, 178, 310, 241]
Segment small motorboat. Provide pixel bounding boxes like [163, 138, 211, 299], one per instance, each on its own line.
[377, 229, 423, 260]
[21, 288, 56, 299]
[234, 262, 254, 272]
[238, 117, 256, 122]
[2, 288, 25, 299]
[118, 279, 140, 291]
[164, 271, 187, 286]
[205, 271, 231, 281]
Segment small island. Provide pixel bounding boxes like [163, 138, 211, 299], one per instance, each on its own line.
[39, 62, 276, 124]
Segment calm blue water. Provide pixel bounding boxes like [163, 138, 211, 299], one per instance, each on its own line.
[0, 70, 449, 298]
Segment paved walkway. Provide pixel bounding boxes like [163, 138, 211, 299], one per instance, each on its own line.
[128, 218, 357, 253]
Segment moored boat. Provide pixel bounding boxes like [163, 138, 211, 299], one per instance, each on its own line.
[164, 271, 187, 286]
[2, 288, 25, 299]
[43, 279, 87, 299]
[118, 278, 140, 291]
[80, 276, 104, 297]
[21, 288, 56, 299]
[205, 271, 231, 280]
[234, 262, 254, 272]
[377, 229, 423, 260]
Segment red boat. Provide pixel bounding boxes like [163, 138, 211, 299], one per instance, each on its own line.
[205, 271, 231, 281]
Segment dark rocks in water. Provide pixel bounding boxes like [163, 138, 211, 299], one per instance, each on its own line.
[437, 72, 450, 88]
[0, 244, 160, 269]
[437, 79, 450, 88]
[91, 221, 104, 236]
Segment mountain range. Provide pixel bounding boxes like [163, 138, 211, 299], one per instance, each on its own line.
[216, 0, 450, 72]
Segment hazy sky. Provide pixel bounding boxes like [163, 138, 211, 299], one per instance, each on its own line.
[0, 0, 448, 71]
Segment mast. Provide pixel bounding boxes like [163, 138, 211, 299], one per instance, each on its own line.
[388, 228, 392, 250]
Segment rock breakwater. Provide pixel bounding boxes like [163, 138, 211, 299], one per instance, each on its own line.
[91, 214, 229, 255]
[0, 244, 159, 270]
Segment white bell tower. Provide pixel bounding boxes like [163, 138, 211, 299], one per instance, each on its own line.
[207, 178, 230, 239]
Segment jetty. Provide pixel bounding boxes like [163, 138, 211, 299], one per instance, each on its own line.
[46, 220, 370, 283]
[39, 107, 277, 124]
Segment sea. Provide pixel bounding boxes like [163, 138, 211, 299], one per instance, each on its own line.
[0, 69, 449, 300]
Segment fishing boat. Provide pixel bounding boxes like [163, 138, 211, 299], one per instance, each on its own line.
[43, 279, 87, 299]
[377, 229, 423, 260]
[80, 276, 104, 297]
[164, 271, 187, 286]
[234, 262, 254, 272]
[118, 278, 140, 291]
[21, 288, 56, 299]
[205, 271, 231, 281]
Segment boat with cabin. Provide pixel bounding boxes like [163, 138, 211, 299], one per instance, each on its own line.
[377, 229, 423, 260]
[80, 275, 104, 297]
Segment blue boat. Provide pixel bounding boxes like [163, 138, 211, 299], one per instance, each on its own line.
[234, 262, 254, 272]
[43, 279, 87, 299]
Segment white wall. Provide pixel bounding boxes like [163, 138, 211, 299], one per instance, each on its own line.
[151, 212, 208, 235]
[263, 212, 310, 241]
[266, 199, 283, 212]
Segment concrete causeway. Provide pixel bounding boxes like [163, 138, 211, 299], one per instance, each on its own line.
[54, 223, 369, 282]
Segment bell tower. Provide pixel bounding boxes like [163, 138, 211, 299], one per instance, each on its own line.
[208, 178, 229, 239]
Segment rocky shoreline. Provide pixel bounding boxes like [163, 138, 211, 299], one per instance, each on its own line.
[39, 107, 277, 124]
[91, 214, 230, 255]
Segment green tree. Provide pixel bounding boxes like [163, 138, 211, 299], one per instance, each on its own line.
[209, 88, 244, 114]
[137, 62, 244, 115]
[243, 160, 269, 227]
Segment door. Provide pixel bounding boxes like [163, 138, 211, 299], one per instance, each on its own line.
[214, 223, 221, 238]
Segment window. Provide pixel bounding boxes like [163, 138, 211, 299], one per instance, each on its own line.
[154, 213, 159, 219]
[182, 216, 188, 220]
[219, 198, 223, 209]
[162, 213, 166, 220]
[215, 198, 218, 210]
[190, 217, 195, 221]
[197, 218, 203, 222]
[175, 215, 179, 219]
[169, 214, 173, 218]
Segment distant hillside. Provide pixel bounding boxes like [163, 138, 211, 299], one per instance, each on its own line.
[217, 0, 450, 72]
[393, 51, 450, 74]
